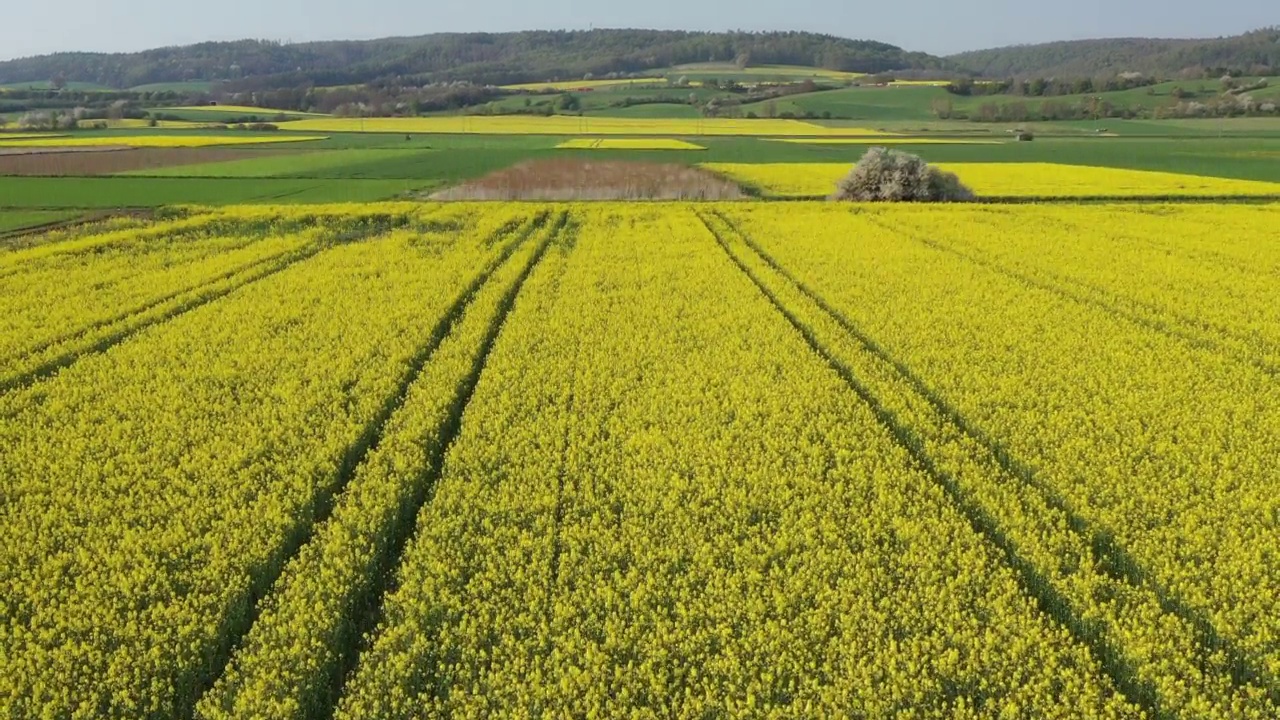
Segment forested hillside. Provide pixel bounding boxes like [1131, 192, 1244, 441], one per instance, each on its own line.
[950, 28, 1280, 78]
[0, 30, 955, 89]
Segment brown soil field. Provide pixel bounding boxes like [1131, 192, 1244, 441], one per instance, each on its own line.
[431, 159, 746, 200]
[0, 146, 125, 156]
[0, 148, 291, 176]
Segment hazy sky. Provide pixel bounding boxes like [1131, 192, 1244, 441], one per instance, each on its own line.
[2, 0, 1274, 61]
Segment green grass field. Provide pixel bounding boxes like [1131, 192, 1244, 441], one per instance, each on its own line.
[0, 210, 81, 234]
[743, 86, 943, 121]
[119, 149, 433, 178]
[129, 81, 220, 94]
[149, 107, 322, 122]
[586, 103, 704, 118]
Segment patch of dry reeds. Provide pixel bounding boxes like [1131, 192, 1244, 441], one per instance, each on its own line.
[430, 159, 746, 200]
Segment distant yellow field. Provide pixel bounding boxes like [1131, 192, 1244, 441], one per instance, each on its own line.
[886, 80, 952, 87]
[770, 138, 1004, 146]
[0, 135, 328, 148]
[701, 161, 1280, 197]
[879, 80, 999, 87]
[501, 78, 668, 91]
[280, 116, 890, 137]
[555, 138, 706, 150]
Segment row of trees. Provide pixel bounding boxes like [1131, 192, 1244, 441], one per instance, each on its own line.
[946, 74, 1159, 98]
[949, 28, 1280, 79]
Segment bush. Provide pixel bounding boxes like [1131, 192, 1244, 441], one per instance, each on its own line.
[831, 147, 974, 202]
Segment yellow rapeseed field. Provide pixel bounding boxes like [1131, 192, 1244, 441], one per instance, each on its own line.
[0, 134, 328, 148]
[279, 116, 889, 137]
[886, 80, 952, 86]
[555, 138, 707, 150]
[3, 201, 1277, 720]
[883, 80, 998, 87]
[702, 161, 1280, 197]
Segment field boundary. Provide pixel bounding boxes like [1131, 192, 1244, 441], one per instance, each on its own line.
[186, 211, 556, 719]
[316, 211, 567, 720]
[541, 218, 582, 667]
[697, 210, 1162, 716]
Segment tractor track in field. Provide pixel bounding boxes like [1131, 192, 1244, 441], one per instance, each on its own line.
[543, 291, 581, 674]
[314, 211, 566, 720]
[0, 210, 150, 245]
[0, 216, 415, 396]
[878, 219, 1280, 379]
[992, 208, 1280, 283]
[699, 208, 1280, 719]
[1, 239, 330, 396]
[6, 237, 316, 368]
[0, 211, 320, 280]
[183, 211, 561, 720]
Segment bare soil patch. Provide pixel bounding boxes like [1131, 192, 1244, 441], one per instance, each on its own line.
[431, 159, 745, 200]
[0, 148, 291, 176]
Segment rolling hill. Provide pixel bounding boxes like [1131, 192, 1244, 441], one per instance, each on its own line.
[0, 30, 957, 90]
[951, 27, 1280, 78]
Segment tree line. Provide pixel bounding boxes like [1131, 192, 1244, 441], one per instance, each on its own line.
[947, 28, 1279, 80]
[0, 30, 956, 90]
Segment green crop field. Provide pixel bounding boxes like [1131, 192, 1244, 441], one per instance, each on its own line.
[0, 210, 80, 234]
[119, 149, 435, 178]
[128, 81, 221, 94]
[149, 107, 325, 122]
[744, 86, 945, 121]
[587, 102, 705, 118]
[0, 177, 435, 208]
